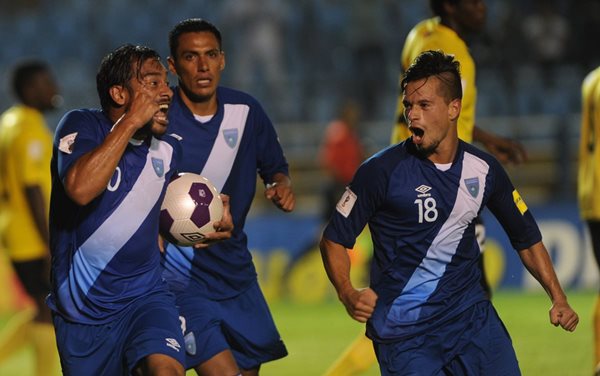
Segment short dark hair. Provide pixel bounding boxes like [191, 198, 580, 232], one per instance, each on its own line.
[401, 50, 462, 102]
[169, 18, 222, 59]
[429, 0, 459, 17]
[11, 60, 49, 102]
[96, 44, 161, 112]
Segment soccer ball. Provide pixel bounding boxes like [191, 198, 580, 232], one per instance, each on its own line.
[159, 173, 224, 246]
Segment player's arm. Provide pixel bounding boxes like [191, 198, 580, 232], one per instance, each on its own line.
[192, 193, 234, 249]
[64, 87, 160, 205]
[320, 236, 377, 323]
[517, 241, 579, 332]
[472, 126, 527, 165]
[24, 185, 49, 247]
[265, 172, 295, 212]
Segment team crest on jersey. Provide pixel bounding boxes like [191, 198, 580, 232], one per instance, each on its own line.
[336, 187, 357, 218]
[152, 157, 164, 177]
[222, 128, 238, 148]
[464, 177, 479, 198]
[184, 331, 197, 355]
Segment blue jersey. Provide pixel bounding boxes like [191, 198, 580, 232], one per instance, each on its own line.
[47, 109, 181, 324]
[162, 87, 289, 299]
[323, 140, 541, 342]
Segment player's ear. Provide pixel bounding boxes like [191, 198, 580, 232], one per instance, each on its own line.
[219, 51, 225, 71]
[109, 85, 127, 106]
[167, 56, 177, 75]
[448, 98, 461, 121]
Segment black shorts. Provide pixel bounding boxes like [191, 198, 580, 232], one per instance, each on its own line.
[12, 258, 51, 297]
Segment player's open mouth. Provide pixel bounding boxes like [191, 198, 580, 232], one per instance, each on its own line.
[196, 78, 211, 86]
[410, 126, 424, 144]
[154, 104, 169, 124]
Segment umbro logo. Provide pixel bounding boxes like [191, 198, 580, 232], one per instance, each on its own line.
[415, 185, 432, 194]
[165, 338, 181, 352]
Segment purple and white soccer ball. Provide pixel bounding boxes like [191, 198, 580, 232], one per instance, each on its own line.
[160, 173, 223, 246]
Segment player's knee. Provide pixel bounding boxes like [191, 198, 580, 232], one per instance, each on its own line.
[133, 353, 184, 376]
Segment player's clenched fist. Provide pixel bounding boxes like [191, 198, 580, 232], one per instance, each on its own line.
[341, 287, 378, 323]
[549, 301, 579, 332]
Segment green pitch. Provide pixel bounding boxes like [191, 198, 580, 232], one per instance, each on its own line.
[0, 290, 594, 376]
[261, 290, 594, 376]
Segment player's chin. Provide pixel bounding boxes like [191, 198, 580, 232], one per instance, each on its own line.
[150, 119, 168, 136]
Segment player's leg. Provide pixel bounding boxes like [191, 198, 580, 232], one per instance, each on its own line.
[373, 336, 443, 376]
[587, 221, 600, 374]
[322, 333, 377, 376]
[175, 293, 242, 375]
[193, 349, 241, 376]
[133, 353, 185, 376]
[125, 290, 186, 376]
[444, 301, 520, 376]
[216, 280, 287, 374]
[12, 258, 61, 376]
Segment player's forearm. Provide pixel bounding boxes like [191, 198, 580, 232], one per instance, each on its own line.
[518, 241, 568, 304]
[319, 237, 355, 300]
[64, 119, 138, 205]
[24, 185, 50, 247]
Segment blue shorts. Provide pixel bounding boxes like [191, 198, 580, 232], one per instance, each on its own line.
[374, 301, 520, 376]
[53, 290, 185, 376]
[176, 280, 287, 370]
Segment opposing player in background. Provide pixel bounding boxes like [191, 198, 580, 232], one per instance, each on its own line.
[48, 44, 191, 375]
[163, 18, 295, 376]
[578, 66, 600, 376]
[321, 50, 578, 376]
[0, 60, 61, 376]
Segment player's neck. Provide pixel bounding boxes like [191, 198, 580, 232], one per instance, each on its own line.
[428, 137, 458, 165]
[179, 89, 217, 117]
[440, 18, 466, 42]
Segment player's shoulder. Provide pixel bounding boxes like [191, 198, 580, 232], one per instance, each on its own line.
[461, 141, 501, 168]
[363, 141, 412, 172]
[217, 86, 259, 106]
[583, 67, 600, 90]
[55, 108, 105, 135]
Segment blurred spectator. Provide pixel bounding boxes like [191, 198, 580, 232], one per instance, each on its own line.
[0, 59, 61, 376]
[521, 0, 570, 85]
[346, 0, 389, 120]
[318, 99, 365, 221]
[221, 0, 289, 119]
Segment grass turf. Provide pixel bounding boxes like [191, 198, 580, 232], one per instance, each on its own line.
[0, 290, 594, 376]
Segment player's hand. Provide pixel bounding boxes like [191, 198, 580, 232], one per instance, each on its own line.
[193, 194, 234, 249]
[340, 287, 378, 323]
[265, 181, 295, 212]
[549, 301, 579, 332]
[482, 135, 527, 165]
[121, 84, 163, 130]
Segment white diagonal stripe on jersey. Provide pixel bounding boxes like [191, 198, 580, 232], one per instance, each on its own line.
[58, 138, 173, 307]
[388, 152, 489, 323]
[201, 104, 249, 191]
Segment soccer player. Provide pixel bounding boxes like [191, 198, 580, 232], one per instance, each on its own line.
[0, 60, 61, 375]
[320, 50, 579, 376]
[162, 18, 295, 375]
[47, 44, 188, 376]
[578, 66, 600, 375]
[324, 3, 523, 373]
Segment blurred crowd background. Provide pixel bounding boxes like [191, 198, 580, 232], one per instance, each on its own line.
[0, 0, 598, 209]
